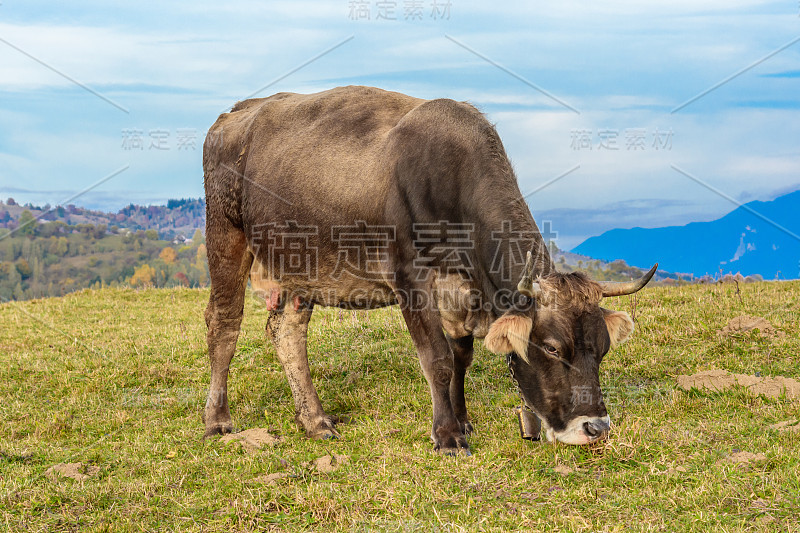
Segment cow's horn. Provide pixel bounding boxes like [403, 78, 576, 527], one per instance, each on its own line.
[597, 264, 658, 297]
[517, 251, 542, 298]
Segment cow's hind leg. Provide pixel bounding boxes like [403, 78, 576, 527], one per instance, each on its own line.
[203, 224, 253, 437]
[266, 303, 339, 440]
[447, 334, 474, 435]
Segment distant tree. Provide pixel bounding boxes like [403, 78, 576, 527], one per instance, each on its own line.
[55, 237, 68, 257]
[17, 210, 36, 236]
[144, 229, 159, 240]
[167, 198, 193, 209]
[174, 271, 190, 286]
[13, 282, 23, 300]
[130, 263, 156, 287]
[15, 258, 32, 279]
[159, 247, 177, 264]
[0, 261, 19, 282]
[192, 228, 204, 244]
[6, 197, 16, 206]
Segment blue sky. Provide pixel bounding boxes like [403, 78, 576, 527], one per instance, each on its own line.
[1, 0, 799, 248]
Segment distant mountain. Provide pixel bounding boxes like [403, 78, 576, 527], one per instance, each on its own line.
[572, 190, 800, 280]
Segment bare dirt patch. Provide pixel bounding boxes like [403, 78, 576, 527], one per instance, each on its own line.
[718, 451, 767, 466]
[45, 462, 100, 482]
[768, 420, 800, 433]
[717, 315, 784, 339]
[677, 369, 800, 399]
[553, 465, 574, 476]
[308, 454, 350, 473]
[251, 472, 288, 485]
[220, 428, 283, 452]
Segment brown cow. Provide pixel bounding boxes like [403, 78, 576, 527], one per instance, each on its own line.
[203, 86, 655, 454]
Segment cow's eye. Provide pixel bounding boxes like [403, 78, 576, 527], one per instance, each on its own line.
[543, 344, 558, 356]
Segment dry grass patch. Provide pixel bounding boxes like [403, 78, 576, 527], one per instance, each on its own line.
[0, 282, 798, 531]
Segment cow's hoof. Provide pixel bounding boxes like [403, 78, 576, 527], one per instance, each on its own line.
[435, 444, 472, 457]
[309, 427, 341, 440]
[306, 416, 341, 440]
[203, 423, 234, 438]
[433, 433, 471, 456]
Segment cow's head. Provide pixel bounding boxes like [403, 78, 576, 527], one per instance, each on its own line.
[484, 252, 656, 445]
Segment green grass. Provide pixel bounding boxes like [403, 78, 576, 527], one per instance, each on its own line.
[1, 282, 799, 531]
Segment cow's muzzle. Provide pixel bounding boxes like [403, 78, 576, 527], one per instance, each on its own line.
[542, 415, 612, 445]
[583, 417, 610, 439]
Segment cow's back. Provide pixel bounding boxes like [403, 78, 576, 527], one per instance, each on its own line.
[204, 86, 426, 233]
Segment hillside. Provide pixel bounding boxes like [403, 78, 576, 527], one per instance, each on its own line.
[0, 197, 205, 241]
[1, 283, 798, 530]
[573, 190, 800, 279]
[0, 221, 209, 301]
[0, 197, 209, 301]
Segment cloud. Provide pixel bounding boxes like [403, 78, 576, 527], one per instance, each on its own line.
[762, 70, 800, 78]
[0, 0, 798, 236]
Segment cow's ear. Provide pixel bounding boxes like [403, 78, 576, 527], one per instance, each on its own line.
[484, 314, 533, 361]
[602, 308, 634, 348]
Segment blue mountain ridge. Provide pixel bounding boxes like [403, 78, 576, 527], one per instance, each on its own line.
[572, 189, 800, 280]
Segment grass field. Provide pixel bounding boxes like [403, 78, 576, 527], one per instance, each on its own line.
[1, 281, 799, 531]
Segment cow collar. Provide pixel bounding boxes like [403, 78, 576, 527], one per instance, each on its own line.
[505, 352, 538, 417]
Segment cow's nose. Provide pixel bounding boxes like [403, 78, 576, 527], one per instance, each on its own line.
[583, 418, 610, 439]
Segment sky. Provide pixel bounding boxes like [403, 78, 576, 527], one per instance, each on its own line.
[0, 1, 799, 249]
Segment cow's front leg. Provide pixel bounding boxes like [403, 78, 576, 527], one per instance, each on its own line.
[396, 290, 469, 455]
[266, 302, 339, 440]
[447, 334, 474, 435]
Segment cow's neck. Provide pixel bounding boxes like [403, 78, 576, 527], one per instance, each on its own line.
[472, 188, 556, 314]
